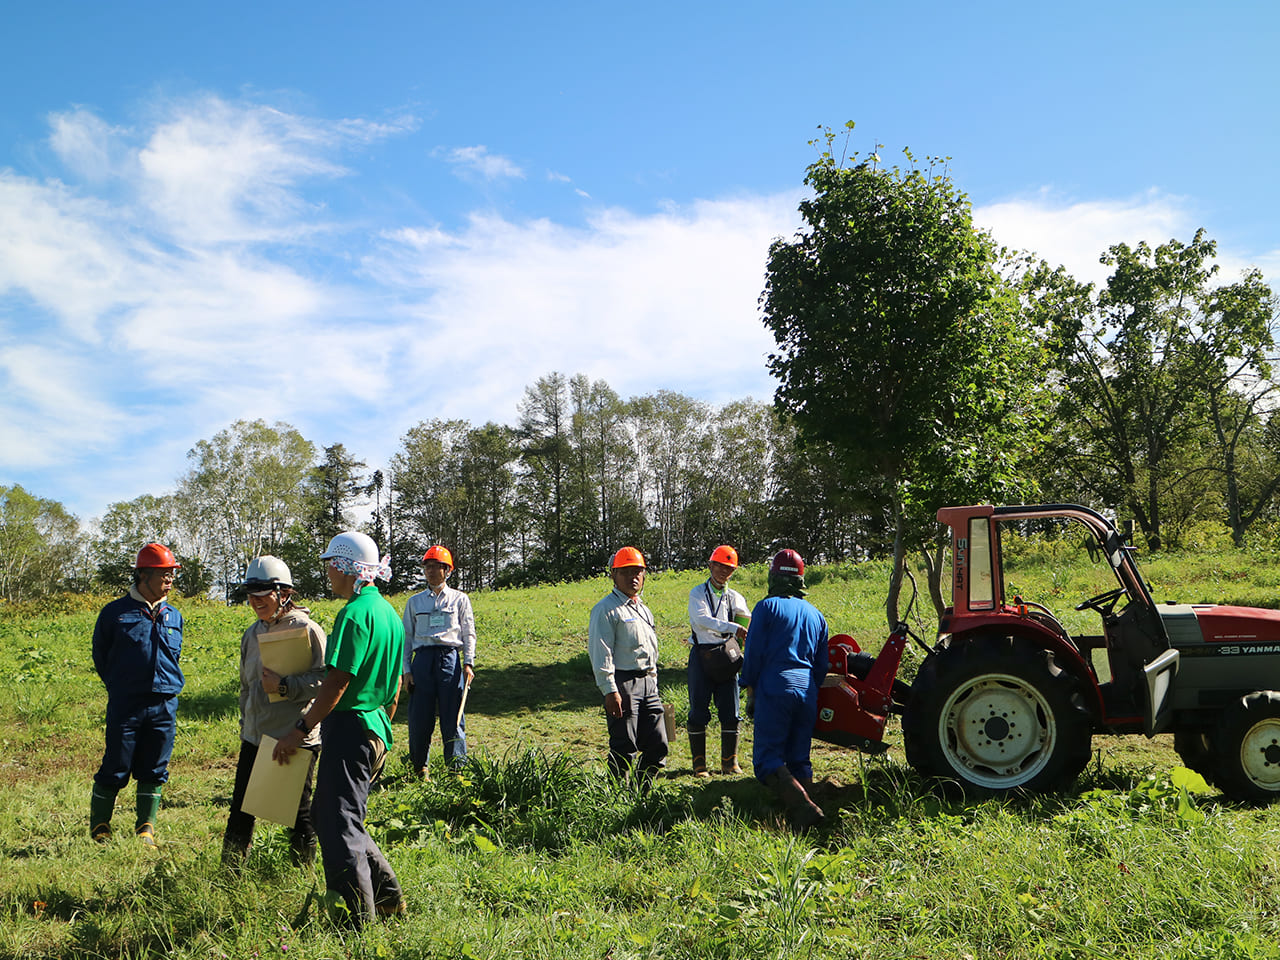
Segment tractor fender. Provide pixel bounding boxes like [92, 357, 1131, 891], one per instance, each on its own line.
[945, 620, 1104, 720]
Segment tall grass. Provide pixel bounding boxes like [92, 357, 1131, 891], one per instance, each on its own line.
[4, 544, 1280, 957]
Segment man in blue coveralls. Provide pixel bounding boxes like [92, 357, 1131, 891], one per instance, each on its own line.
[90, 543, 184, 845]
[739, 549, 827, 829]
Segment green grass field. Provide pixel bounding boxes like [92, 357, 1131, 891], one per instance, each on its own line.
[3, 546, 1280, 959]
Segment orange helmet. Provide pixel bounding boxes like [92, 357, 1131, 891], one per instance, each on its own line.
[611, 546, 647, 569]
[422, 545, 454, 568]
[709, 545, 739, 568]
[135, 543, 181, 570]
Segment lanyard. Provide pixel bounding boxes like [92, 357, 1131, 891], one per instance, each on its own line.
[617, 590, 654, 628]
[704, 582, 726, 620]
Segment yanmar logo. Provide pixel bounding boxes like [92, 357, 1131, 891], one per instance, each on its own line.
[1215, 644, 1280, 656]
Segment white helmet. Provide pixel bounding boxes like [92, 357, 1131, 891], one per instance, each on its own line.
[320, 531, 380, 565]
[243, 555, 292, 589]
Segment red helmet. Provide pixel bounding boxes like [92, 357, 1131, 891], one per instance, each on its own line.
[709, 545, 739, 568]
[422, 545, 454, 568]
[611, 546, 647, 569]
[770, 549, 804, 577]
[136, 543, 181, 570]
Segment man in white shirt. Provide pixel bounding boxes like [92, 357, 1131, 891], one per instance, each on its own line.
[588, 546, 668, 786]
[687, 545, 751, 776]
[400, 546, 475, 778]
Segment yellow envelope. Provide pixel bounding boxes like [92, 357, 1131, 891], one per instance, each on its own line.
[258, 626, 313, 702]
[241, 735, 310, 827]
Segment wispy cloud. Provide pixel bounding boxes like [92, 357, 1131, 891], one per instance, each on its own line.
[439, 145, 525, 181]
[0, 95, 415, 515]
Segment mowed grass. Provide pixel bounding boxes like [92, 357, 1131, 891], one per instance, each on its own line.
[2, 546, 1280, 958]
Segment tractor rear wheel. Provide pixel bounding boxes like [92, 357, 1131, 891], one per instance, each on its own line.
[1213, 691, 1280, 804]
[903, 634, 1092, 797]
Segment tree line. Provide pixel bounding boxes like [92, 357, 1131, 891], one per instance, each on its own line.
[4, 127, 1278, 605]
[0, 379, 883, 601]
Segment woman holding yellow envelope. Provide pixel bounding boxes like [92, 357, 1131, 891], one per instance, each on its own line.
[221, 556, 327, 867]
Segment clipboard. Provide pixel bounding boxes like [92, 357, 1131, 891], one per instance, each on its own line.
[241, 735, 310, 826]
[258, 626, 313, 702]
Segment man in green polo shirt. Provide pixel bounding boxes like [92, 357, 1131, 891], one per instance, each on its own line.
[274, 530, 405, 928]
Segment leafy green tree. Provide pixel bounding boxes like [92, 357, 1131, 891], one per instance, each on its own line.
[310, 443, 368, 541]
[459, 422, 518, 588]
[0, 485, 82, 601]
[761, 125, 1047, 625]
[627, 390, 710, 568]
[178, 419, 316, 596]
[1027, 230, 1276, 549]
[681, 398, 781, 564]
[516, 374, 575, 580]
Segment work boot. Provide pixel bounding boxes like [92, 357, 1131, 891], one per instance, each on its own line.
[289, 830, 318, 867]
[720, 730, 743, 775]
[90, 785, 117, 843]
[135, 781, 163, 845]
[222, 835, 249, 868]
[766, 767, 824, 830]
[689, 729, 709, 778]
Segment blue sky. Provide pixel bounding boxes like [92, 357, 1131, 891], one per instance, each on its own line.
[3, 1, 1277, 523]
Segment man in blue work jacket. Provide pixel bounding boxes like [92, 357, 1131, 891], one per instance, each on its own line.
[90, 543, 185, 845]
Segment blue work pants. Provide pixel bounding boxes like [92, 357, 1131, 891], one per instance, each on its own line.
[408, 644, 467, 771]
[751, 686, 817, 784]
[94, 693, 177, 791]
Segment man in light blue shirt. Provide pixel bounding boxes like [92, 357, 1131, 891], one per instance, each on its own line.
[588, 546, 668, 786]
[401, 545, 476, 777]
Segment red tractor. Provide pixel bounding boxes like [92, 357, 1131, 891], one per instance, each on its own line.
[814, 503, 1280, 802]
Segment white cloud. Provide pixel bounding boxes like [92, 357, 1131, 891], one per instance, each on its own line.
[364, 191, 801, 437]
[974, 188, 1194, 288]
[440, 145, 525, 181]
[137, 98, 352, 245]
[49, 107, 130, 182]
[974, 189, 1280, 294]
[0, 96, 418, 516]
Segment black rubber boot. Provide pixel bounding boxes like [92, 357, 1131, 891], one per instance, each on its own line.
[721, 729, 743, 775]
[689, 729, 709, 778]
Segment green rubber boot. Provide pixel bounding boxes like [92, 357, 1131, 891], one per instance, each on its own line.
[90, 785, 117, 842]
[135, 782, 163, 846]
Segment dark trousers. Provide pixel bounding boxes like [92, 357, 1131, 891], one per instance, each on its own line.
[752, 687, 817, 784]
[94, 693, 177, 791]
[408, 645, 467, 771]
[605, 670, 668, 779]
[314, 711, 403, 927]
[223, 738, 317, 861]
[686, 646, 740, 731]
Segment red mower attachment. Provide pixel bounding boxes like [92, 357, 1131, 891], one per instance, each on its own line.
[814, 625, 912, 754]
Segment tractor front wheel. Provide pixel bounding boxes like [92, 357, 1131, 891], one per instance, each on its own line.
[903, 634, 1092, 797]
[1213, 691, 1280, 804]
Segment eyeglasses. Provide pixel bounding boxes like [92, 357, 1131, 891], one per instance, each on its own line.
[248, 590, 277, 598]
